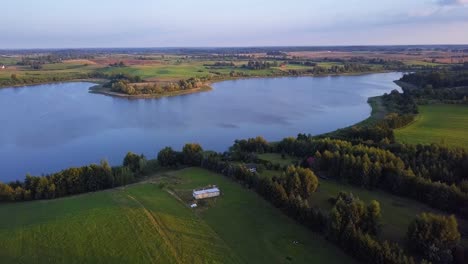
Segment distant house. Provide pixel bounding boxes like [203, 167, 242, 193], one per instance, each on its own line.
[245, 163, 257, 173]
[193, 186, 220, 200]
[0, 65, 5, 69]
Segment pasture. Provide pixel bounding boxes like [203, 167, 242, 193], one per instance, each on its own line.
[0, 168, 354, 264]
[395, 104, 468, 149]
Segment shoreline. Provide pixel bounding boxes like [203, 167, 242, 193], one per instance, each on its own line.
[0, 70, 391, 99]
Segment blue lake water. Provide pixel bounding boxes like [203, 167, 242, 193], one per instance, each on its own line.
[0, 72, 402, 181]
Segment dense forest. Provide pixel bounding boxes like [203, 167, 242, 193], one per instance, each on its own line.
[400, 64, 468, 89]
[399, 65, 468, 104]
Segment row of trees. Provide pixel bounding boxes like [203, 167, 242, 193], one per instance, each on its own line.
[242, 60, 274, 70]
[0, 153, 148, 202]
[204, 61, 236, 67]
[384, 143, 468, 186]
[0, 142, 208, 203]
[274, 137, 468, 219]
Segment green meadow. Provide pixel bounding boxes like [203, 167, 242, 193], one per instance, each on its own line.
[395, 104, 468, 149]
[257, 153, 298, 167]
[0, 168, 354, 264]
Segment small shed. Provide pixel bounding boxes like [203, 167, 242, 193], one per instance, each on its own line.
[193, 186, 220, 200]
[245, 163, 257, 173]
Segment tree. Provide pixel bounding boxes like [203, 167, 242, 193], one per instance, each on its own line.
[123, 152, 144, 173]
[298, 167, 319, 198]
[100, 159, 114, 188]
[158, 147, 178, 167]
[0, 183, 14, 201]
[328, 192, 382, 241]
[406, 213, 460, 264]
[182, 143, 203, 166]
[35, 177, 50, 199]
[285, 166, 318, 199]
[362, 200, 381, 235]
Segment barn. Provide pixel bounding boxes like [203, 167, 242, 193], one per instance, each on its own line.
[193, 186, 220, 200]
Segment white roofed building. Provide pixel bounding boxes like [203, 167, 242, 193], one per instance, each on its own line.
[193, 186, 220, 200]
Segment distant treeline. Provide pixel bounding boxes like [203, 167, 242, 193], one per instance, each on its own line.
[2, 45, 467, 56]
[401, 64, 468, 89]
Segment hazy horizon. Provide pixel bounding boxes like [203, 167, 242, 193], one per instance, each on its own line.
[2, 0, 468, 49]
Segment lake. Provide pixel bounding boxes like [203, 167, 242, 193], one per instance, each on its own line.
[0, 72, 402, 181]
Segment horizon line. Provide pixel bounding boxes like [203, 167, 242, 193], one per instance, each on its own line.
[1, 44, 468, 51]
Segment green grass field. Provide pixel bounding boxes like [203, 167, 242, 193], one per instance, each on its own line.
[166, 168, 355, 264]
[0, 168, 354, 264]
[257, 153, 298, 167]
[96, 62, 300, 84]
[395, 104, 468, 149]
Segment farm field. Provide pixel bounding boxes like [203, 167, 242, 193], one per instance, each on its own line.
[162, 168, 355, 264]
[0, 183, 241, 264]
[0, 168, 355, 264]
[395, 104, 468, 149]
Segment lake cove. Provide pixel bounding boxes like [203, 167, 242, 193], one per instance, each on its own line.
[0, 72, 402, 181]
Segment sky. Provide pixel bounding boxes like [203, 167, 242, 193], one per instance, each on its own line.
[1, 0, 468, 48]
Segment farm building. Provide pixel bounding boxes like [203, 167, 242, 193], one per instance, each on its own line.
[245, 164, 257, 173]
[193, 186, 220, 200]
[0, 65, 5, 69]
